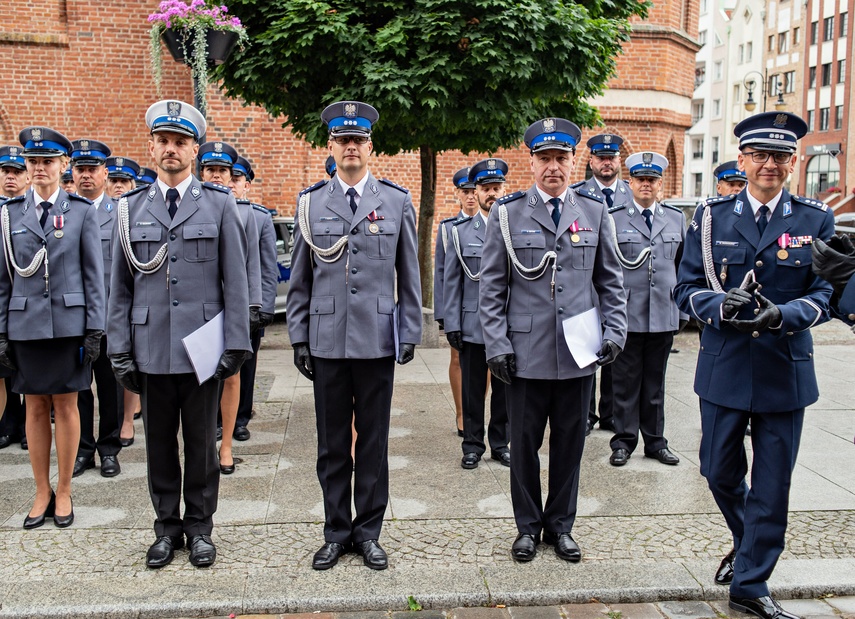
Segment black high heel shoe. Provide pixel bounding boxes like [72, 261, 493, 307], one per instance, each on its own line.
[23, 491, 56, 529]
[53, 497, 74, 528]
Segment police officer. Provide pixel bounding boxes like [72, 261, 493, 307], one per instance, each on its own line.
[444, 158, 511, 469]
[575, 134, 631, 435]
[287, 101, 422, 571]
[106, 156, 140, 199]
[0, 127, 105, 529]
[69, 139, 123, 478]
[229, 154, 277, 441]
[60, 165, 75, 195]
[107, 100, 251, 568]
[713, 161, 747, 197]
[675, 112, 832, 619]
[136, 167, 157, 188]
[0, 145, 29, 450]
[479, 117, 627, 562]
[607, 152, 684, 467]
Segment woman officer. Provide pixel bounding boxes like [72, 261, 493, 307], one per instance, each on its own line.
[0, 127, 105, 528]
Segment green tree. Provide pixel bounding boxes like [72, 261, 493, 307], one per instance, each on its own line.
[218, 0, 648, 307]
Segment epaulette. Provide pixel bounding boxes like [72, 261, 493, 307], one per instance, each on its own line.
[251, 203, 270, 214]
[452, 216, 473, 227]
[570, 180, 587, 189]
[576, 190, 604, 204]
[496, 191, 525, 205]
[608, 204, 625, 214]
[299, 179, 328, 197]
[792, 195, 829, 211]
[67, 193, 93, 205]
[202, 181, 230, 194]
[236, 198, 250, 205]
[0, 195, 24, 206]
[379, 178, 409, 193]
[662, 203, 684, 213]
[701, 194, 735, 208]
[121, 185, 149, 199]
[440, 215, 461, 224]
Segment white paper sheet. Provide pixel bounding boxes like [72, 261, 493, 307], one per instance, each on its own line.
[181, 310, 225, 384]
[562, 307, 603, 368]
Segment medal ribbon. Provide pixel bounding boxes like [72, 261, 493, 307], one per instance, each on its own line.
[53, 215, 64, 230]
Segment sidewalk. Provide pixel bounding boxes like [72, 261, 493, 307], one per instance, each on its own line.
[1, 322, 854, 619]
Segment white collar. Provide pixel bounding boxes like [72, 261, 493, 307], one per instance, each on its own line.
[745, 189, 783, 216]
[32, 187, 60, 206]
[336, 172, 370, 198]
[157, 174, 194, 203]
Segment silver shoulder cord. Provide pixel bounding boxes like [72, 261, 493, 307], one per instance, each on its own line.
[498, 203, 557, 284]
[450, 224, 480, 281]
[297, 191, 348, 263]
[117, 197, 169, 274]
[441, 220, 449, 252]
[701, 202, 755, 293]
[608, 212, 651, 270]
[2, 204, 47, 281]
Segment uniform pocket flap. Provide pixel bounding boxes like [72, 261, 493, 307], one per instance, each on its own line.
[130, 227, 162, 242]
[511, 234, 546, 249]
[699, 334, 725, 355]
[131, 306, 149, 325]
[9, 296, 26, 311]
[311, 296, 335, 315]
[101, 230, 113, 240]
[777, 247, 811, 268]
[377, 296, 395, 315]
[203, 303, 224, 320]
[63, 292, 86, 307]
[312, 221, 344, 236]
[462, 297, 479, 313]
[183, 223, 219, 239]
[365, 220, 398, 235]
[662, 232, 683, 242]
[574, 231, 598, 245]
[712, 246, 746, 266]
[617, 232, 642, 243]
[507, 313, 533, 333]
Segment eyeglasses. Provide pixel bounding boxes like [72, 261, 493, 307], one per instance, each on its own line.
[743, 151, 792, 164]
[331, 136, 369, 145]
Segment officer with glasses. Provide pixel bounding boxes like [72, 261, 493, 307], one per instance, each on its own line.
[676, 112, 833, 619]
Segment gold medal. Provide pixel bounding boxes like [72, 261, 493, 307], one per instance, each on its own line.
[570, 233, 580, 243]
[368, 222, 380, 234]
[777, 249, 789, 260]
[54, 230, 64, 239]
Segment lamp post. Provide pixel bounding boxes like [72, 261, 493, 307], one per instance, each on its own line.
[743, 69, 786, 113]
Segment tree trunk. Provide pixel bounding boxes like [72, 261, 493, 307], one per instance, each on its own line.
[417, 145, 437, 310]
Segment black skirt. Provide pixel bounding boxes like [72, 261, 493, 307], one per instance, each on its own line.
[11, 337, 91, 395]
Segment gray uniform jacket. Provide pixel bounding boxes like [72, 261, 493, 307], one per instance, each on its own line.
[97, 194, 117, 298]
[0, 189, 105, 340]
[237, 199, 262, 307]
[287, 172, 422, 359]
[612, 201, 686, 333]
[433, 211, 464, 322]
[575, 177, 633, 210]
[443, 211, 487, 344]
[479, 185, 627, 380]
[243, 201, 278, 315]
[107, 178, 251, 374]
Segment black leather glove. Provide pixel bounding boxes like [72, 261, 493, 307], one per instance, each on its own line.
[678, 318, 689, 333]
[813, 236, 855, 295]
[722, 282, 759, 320]
[487, 353, 516, 384]
[259, 312, 275, 329]
[728, 291, 782, 333]
[398, 343, 415, 365]
[213, 349, 249, 380]
[446, 331, 464, 352]
[437, 319, 444, 331]
[109, 352, 141, 394]
[596, 339, 621, 366]
[0, 333, 15, 371]
[249, 307, 261, 335]
[293, 343, 314, 381]
[83, 329, 103, 364]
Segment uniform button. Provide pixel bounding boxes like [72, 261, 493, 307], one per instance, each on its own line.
[651, 282, 655, 287]
[848, 314, 855, 321]
[379, 227, 384, 233]
[752, 331, 759, 338]
[557, 265, 563, 271]
[170, 234, 176, 241]
[755, 260, 763, 268]
[795, 260, 802, 266]
[173, 300, 179, 306]
[557, 286, 564, 292]
[351, 268, 357, 274]
[352, 247, 359, 254]
[651, 241, 656, 246]
[171, 278, 177, 284]
[707, 318, 712, 324]
[324, 227, 330, 233]
[786, 331, 794, 336]
[43, 292, 49, 298]
[558, 308, 564, 314]
[809, 352, 813, 358]
[526, 240, 531, 246]
[351, 288, 357, 294]
[351, 228, 358, 235]
[170, 255, 177, 262]
[652, 268, 656, 273]
[141, 233, 147, 239]
[556, 244, 562, 251]
[198, 230, 203, 235]
[722, 258, 728, 264]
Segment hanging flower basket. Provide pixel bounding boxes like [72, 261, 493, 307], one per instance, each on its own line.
[162, 27, 239, 65]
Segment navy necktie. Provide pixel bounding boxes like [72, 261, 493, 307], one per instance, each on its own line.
[757, 205, 769, 236]
[38, 201, 51, 230]
[602, 187, 614, 209]
[166, 188, 179, 219]
[642, 208, 653, 231]
[548, 197, 561, 227]
[346, 187, 358, 214]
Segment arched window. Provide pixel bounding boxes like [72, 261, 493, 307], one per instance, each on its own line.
[804, 154, 840, 197]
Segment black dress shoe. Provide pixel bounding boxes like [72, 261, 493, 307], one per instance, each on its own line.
[585, 418, 595, 436]
[715, 548, 736, 585]
[491, 451, 511, 467]
[23, 491, 55, 529]
[53, 497, 74, 528]
[461, 452, 480, 469]
[543, 532, 582, 562]
[20, 436, 27, 450]
[233, 425, 251, 441]
[72, 455, 95, 477]
[511, 533, 539, 562]
[645, 447, 680, 465]
[146, 535, 184, 568]
[0, 434, 15, 449]
[610, 448, 630, 466]
[100, 455, 121, 478]
[355, 539, 388, 570]
[729, 595, 802, 619]
[216, 426, 223, 441]
[219, 456, 243, 475]
[119, 436, 134, 447]
[312, 541, 348, 570]
[188, 534, 217, 567]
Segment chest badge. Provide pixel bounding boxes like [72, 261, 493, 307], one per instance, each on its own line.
[368, 222, 380, 234]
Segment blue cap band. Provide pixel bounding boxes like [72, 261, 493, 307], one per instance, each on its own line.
[151, 116, 200, 138]
[473, 169, 506, 182]
[23, 140, 68, 154]
[199, 151, 235, 166]
[716, 168, 744, 180]
[590, 143, 619, 152]
[138, 173, 156, 183]
[630, 163, 664, 176]
[327, 116, 373, 130]
[72, 150, 107, 162]
[232, 162, 249, 176]
[529, 132, 578, 150]
[108, 164, 137, 178]
[0, 155, 24, 166]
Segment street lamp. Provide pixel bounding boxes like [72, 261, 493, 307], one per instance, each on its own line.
[743, 69, 786, 113]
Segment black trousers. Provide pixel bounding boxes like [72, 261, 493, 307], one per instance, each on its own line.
[0, 388, 26, 439]
[77, 336, 122, 459]
[236, 330, 262, 427]
[609, 331, 672, 454]
[141, 373, 220, 537]
[508, 374, 593, 535]
[587, 364, 614, 426]
[313, 356, 394, 545]
[459, 342, 509, 457]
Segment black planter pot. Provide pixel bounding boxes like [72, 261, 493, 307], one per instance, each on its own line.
[162, 28, 238, 66]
